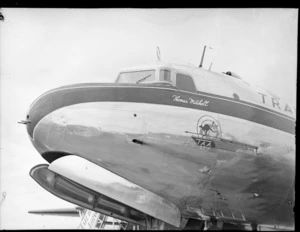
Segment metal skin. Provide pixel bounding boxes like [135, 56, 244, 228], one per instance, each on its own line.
[26, 70, 295, 229]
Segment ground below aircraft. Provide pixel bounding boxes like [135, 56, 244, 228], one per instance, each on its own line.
[29, 207, 138, 230]
[21, 58, 295, 230]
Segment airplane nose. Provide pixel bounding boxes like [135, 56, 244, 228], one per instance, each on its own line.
[25, 83, 110, 145]
[24, 83, 124, 157]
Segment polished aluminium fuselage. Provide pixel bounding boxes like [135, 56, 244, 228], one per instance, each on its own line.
[26, 64, 295, 229]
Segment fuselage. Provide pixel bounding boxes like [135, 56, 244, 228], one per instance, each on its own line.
[26, 62, 295, 228]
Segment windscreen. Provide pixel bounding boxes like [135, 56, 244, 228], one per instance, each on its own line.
[117, 70, 156, 84]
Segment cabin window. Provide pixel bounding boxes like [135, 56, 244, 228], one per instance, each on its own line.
[117, 70, 155, 84]
[176, 73, 197, 92]
[160, 69, 171, 82]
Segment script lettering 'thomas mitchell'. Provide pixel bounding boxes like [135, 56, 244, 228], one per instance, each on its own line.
[172, 95, 209, 106]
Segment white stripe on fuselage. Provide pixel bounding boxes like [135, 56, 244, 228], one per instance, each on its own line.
[46, 101, 294, 155]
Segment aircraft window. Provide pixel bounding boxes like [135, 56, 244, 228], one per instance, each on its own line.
[176, 73, 197, 92]
[117, 70, 155, 84]
[160, 69, 171, 82]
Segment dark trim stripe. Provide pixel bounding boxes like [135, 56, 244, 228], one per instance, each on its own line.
[27, 84, 295, 138]
[48, 83, 295, 121]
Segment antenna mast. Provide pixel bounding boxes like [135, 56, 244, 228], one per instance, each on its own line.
[199, 45, 206, 68]
[156, 46, 161, 62]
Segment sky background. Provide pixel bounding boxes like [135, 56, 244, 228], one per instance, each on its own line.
[0, 8, 298, 229]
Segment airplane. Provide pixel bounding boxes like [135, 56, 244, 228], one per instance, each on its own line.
[20, 49, 295, 230]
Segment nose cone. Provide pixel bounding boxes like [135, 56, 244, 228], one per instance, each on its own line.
[25, 82, 127, 158]
[25, 83, 112, 144]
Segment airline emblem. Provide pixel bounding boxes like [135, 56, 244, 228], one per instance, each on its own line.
[187, 115, 222, 148]
[197, 115, 222, 138]
[186, 115, 257, 152]
[192, 137, 215, 148]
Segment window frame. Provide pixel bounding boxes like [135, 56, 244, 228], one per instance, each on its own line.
[116, 69, 157, 83]
[174, 72, 197, 93]
[159, 69, 172, 82]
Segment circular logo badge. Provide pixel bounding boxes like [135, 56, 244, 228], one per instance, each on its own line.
[197, 115, 222, 138]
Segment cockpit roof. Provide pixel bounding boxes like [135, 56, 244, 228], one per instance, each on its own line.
[119, 62, 243, 81]
[120, 62, 200, 72]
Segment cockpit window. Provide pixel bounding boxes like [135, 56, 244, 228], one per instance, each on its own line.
[117, 70, 155, 84]
[160, 69, 171, 82]
[176, 73, 197, 92]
